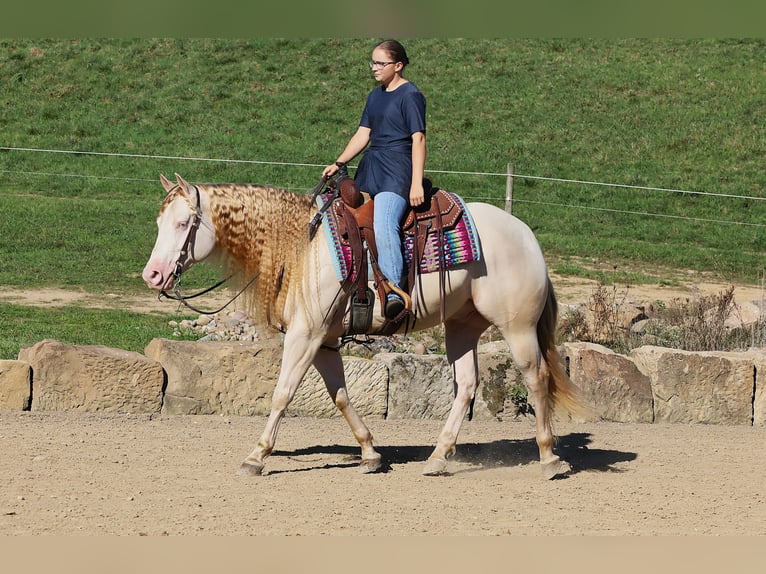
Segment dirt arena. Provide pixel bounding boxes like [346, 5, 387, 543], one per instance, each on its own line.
[1, 411, 764, 536]
[2, 274, 765, 536]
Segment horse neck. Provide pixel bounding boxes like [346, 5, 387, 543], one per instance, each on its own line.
[201, 183, 314, 326]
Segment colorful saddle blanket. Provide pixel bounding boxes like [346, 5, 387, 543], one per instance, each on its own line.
[317, 191, 482, 283]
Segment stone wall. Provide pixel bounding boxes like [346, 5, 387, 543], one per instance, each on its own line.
[2, 338, 765, 426]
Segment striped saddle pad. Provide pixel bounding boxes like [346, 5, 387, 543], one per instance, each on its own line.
[317, 190, 482, 283]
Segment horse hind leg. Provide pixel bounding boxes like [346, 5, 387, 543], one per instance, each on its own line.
[503, 329, 569, 480]
[312, 346, 382, 473]
[423, 313, 488, 476]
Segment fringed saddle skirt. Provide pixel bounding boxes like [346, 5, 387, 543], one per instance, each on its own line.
[317, 191, 482, 284]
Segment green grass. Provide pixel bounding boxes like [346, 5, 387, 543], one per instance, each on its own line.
[0, 302, 197, 360]
[1, 38, 765, 358]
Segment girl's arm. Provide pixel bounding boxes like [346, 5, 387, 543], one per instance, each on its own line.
[322, 127, 371, 178]
[409, 131, 426, 206]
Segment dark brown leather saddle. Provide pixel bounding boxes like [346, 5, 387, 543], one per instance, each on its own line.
[321, 173, 464, 336]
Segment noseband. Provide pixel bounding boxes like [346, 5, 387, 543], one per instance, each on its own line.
[158, 184, 257, 315]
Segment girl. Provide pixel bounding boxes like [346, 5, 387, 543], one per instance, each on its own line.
[323, 39, 427, 319]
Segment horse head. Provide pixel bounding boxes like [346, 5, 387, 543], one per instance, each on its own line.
[142, 173, 217, 290]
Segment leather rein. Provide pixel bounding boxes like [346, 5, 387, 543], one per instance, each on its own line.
[158, 184, 258, 315]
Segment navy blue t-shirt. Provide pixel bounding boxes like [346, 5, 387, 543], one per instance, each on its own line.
[354, 82, 426, 198]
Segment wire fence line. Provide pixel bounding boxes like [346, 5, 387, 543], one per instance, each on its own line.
[514, 198, 766, 228]
[2, 145, 765, 228]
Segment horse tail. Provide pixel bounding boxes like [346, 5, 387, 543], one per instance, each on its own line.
[537, 277, 594, 422]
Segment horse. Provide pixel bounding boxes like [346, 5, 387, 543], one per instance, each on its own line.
[142, 173, 590, 479]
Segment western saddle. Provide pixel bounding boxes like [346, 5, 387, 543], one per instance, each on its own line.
[310, 169, 464, 336]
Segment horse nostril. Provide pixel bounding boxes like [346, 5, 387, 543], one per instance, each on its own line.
[142, 268, 164, 287]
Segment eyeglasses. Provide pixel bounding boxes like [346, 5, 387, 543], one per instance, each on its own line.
[369, 60, 397, 70]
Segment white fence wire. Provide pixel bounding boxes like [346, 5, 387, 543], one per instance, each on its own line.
[1, 145, 765, 228]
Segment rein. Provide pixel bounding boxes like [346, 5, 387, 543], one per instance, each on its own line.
[158, 274, 259, 315]
[158, 183, 258, 315]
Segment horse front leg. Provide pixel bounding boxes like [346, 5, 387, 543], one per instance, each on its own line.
[237, 329, 322, 476]
[313, 346, 382, 473]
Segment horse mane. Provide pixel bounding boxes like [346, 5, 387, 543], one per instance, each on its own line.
[200, 183, 315, 331]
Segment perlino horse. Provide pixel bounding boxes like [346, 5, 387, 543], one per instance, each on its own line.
[142, 173, 590, 479]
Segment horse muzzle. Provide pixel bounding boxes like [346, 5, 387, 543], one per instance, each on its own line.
[141, 260, 176, 291]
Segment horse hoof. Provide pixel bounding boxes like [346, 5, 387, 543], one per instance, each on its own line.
[237, 460, 265, 476]
[541, 456, 570, 480]
[359, 457, 382, 474]
[422, 457, 448, 476]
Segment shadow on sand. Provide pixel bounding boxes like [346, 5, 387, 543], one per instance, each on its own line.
[266, 432, 637, 476]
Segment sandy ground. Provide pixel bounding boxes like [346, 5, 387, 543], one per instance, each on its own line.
[2, 275, 766, 536]
[1, 270, 763, 314]
[1, 411, 765, 536]
[0, 287, 187, 315]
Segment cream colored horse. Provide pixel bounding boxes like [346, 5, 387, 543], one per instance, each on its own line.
[142, 173, 589, 479]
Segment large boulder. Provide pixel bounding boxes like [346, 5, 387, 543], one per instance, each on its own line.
[629, 345, 754, 425]
[301, 357, 388, 418]
[563, 342, 654, 423]
[18, 339, 164, 413]
[144, 338, 388, 418]
[724, 301, 763, 330]
[477, 341, 524, 421]
[377, 348, 500, 421]
[754, 370, 766, 427]
[742, 348, 766, 427]
[0, 360, 31, 410]
[145, 338, 282, 416]
[376, 353, 454, 420]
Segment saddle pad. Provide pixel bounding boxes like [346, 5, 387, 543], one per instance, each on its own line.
[316, 192, 481, 283]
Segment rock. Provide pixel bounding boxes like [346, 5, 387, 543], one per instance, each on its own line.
[228, 311, 247, 322]
[476, 342, 524, 421]
[372, 351, 496, 421]
[563, 342, 654, 423]
[724, 301, 763, 330]
[411, 342, 427, 355]
[376, 353, 454, 419]
[145, 339, 283, 416]
[0, 360, 31, 410]
[144, 338, 388, 418]
[476, 341, 509, 354]
[630, 345, 754, 425]
[18, 340, 164, 413]
[742, 348, 766, 427]
[754, 371, 766, 427]
[301, 358, 388, 418]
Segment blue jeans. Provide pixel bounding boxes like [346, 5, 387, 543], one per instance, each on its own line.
[373, 191, 408, 288]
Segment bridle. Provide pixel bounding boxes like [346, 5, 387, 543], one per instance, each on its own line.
[158, 184, 258, 315]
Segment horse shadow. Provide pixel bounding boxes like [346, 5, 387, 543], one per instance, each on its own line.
[268, 432, 636, 477]
[450, 432, 637, 477]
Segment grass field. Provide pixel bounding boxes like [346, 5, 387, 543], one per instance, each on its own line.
[1, 38, 765, 358]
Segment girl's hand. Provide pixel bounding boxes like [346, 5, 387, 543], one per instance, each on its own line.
[322, 163, 339, 178]
[409, 183, 425, 207]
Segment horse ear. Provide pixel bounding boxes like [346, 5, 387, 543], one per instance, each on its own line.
[160, 174, 174, 194]
[175, 173, 189, 191]
[175, 173, 199, 210]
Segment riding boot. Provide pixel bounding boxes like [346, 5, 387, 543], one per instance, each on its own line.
[383, 281, 411, 319]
